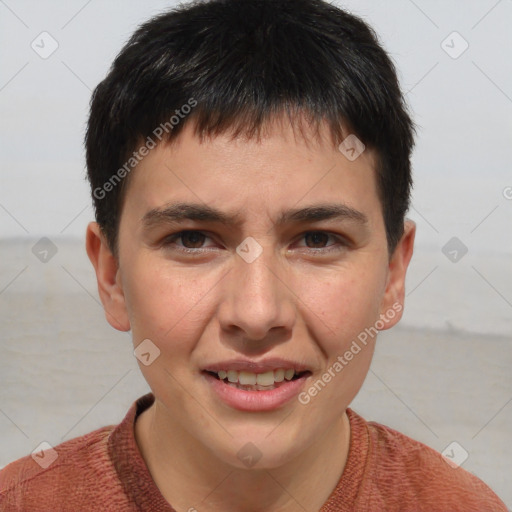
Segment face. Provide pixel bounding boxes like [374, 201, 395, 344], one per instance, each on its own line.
[87, 116, 414, 469]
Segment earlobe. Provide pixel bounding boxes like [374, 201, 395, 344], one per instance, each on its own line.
[379, 220, 416, 330]
[85, 222, 131, 332]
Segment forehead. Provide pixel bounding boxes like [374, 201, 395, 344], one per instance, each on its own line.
[121, 118, 381, 227]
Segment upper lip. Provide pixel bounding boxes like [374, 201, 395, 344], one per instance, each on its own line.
[203, 358, 311, 374]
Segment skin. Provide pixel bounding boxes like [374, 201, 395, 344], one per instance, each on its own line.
[86, 116, 415, 512]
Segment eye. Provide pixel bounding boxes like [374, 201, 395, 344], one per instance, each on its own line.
[303, 232, 331, 248]
[294, 231, 349, 253]
[161, 230, 216, 253]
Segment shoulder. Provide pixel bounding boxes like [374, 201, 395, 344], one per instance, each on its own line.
[348, 410, 508, 511]
[0, 424, 124, 510]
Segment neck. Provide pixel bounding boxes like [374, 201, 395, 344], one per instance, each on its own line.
[135, 400, 350, 512]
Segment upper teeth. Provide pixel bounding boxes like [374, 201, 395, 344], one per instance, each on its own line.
[216, 369, 298, 386]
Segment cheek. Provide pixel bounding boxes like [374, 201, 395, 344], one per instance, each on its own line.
[297, 264, 386, 348]
[295, 267, 385, 411]
[122, 258, 216, 346]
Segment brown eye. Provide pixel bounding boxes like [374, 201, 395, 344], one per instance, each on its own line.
[161, 230, 214, 252]
[293, 231, 349, 255]
[179, 231, 207, 248]
[304, 232, 330, 248]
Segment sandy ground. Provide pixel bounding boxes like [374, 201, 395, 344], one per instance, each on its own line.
[1, 237, 511, 508]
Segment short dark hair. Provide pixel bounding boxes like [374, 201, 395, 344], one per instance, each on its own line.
[85, 0, 415, 256]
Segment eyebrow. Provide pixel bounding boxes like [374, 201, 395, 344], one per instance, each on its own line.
[141, 202, 368, 228]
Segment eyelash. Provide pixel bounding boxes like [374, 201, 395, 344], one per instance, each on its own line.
[161, 230, 349, 255]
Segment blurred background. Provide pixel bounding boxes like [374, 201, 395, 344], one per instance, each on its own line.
[1, 0, 511, 507]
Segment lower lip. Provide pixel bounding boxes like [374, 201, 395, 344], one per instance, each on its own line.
[202, 372, 310, 412]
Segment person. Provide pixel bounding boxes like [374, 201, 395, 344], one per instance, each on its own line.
[0, 0, 507, 510]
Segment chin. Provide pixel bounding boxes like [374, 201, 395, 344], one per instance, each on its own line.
[208, 432, 305, 471]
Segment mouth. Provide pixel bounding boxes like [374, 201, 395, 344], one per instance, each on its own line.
[201, 359, 313, 411]
[202, 368, 312, 391]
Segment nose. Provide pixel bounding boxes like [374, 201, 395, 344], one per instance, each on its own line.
[217, 246, 296, 342]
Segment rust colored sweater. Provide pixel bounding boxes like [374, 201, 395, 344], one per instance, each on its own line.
[0, 393, 507, 511]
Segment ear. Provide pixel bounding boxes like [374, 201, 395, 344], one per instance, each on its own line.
[379, 220, 416, 329]
[85, 222, 130, 331]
